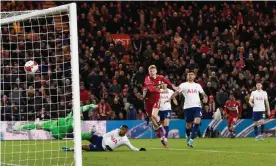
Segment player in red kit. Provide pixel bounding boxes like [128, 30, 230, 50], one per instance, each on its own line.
[223, 94, 242, 138]
[143, 65, 177, 146]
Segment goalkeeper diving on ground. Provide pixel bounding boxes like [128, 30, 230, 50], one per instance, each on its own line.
[62, 125, 146, 152]
[13, 104, 98, 139]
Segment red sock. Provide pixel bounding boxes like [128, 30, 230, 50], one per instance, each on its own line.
[155, 126, 165, 138]
[155, 129, 161, 138]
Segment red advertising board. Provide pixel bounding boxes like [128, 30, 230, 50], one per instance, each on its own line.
[111, 34, 131, 49]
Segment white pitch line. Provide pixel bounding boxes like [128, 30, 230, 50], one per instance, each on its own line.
[0, 162, 23, 166]
[149, 148, 276, 156]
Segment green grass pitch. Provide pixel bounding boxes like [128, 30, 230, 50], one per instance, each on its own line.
[1, 138, 275, 166]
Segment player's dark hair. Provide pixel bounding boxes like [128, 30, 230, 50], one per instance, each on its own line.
[121, 125, 128, 129]
[187, 69, 195, 74]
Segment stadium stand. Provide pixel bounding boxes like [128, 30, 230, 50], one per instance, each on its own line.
[1, 1, 275, 121]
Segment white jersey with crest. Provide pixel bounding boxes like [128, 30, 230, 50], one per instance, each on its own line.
[159, 89, 174, 111]
[178, 82, 204, 109]
[102, 129, 139, 151]
[250, 90, 268, 112]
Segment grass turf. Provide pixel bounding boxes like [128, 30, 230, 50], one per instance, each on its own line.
[1, 138, 275, 166]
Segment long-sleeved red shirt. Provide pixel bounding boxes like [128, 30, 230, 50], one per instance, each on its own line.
[224, 100, 242, 117]
[143, 75, 172, 103]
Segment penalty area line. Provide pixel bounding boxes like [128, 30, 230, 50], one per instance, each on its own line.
[149, 148, 276, 156]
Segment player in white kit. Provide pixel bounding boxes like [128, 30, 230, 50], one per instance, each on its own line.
[172, 71, 208, 147]
[62, 125, 146, 152]
[158, 83, 178, 148]
[249, 83, 271, 141]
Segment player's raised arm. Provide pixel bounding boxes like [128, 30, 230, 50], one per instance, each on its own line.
[171, 83, 184, 99]
[264, 92, 271, 116]
[160, 75, 172, 87]
[160, 75, 178, 90]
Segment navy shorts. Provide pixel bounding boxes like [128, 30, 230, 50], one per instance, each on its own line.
[252, 112, 265, 121]
[184, 107, 202, 123]
[89, 134, 104, 151]
[158, 110, 171, 121]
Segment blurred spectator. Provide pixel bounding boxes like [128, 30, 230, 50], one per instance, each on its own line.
[132, 67, 145, 87]
[97, 99, 112, 120]
[80, 82, 89, 102]
[9, 86, 22, 105]
[27, 86, 35, 98]
[216, 88, 228, 107]
[110, 97, 123, 118]
[203, 105, 213, 119]
[204, 82, 216, 96]
[126, 104, 136, 120]
[208, 95, 216, 113]
[109, 79, 122, 95]
[129, 88, 144, 111]
[137, 109, 146, 120]
[118, 112, 125, 120]
[36, 108, 50, 120]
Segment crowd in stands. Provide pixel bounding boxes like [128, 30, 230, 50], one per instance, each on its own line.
[1, 1, 276, 121]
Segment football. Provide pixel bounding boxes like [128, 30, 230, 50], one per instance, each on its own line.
[24, 60, 39, 74]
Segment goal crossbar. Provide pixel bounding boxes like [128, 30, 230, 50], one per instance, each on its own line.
[1, 4, 69, 25]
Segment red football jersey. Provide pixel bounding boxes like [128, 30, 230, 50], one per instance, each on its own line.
[143, 75, 172, 103]
[224, 100, 242, 117]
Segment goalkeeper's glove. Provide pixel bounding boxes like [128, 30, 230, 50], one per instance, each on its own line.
[139, 148, 146, 151]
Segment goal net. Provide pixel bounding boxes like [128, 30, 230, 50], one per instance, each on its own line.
[0, 3, 82, 166]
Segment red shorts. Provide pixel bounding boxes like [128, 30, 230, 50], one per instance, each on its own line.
[145, 101, 160, 117]
[227, 116, 238, 126]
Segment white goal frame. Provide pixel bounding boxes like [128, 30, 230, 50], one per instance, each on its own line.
[0, 3, 82, 166]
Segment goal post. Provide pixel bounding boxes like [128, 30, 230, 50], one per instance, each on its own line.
[0, 3, 82, 166]
[68, 3, 83, 166]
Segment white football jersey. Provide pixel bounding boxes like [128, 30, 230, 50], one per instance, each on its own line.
[250, 90, 268, 112]
[178, 82, 204, 109]
[159, 89, 174, 111]
[102, 129, 139, 151]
